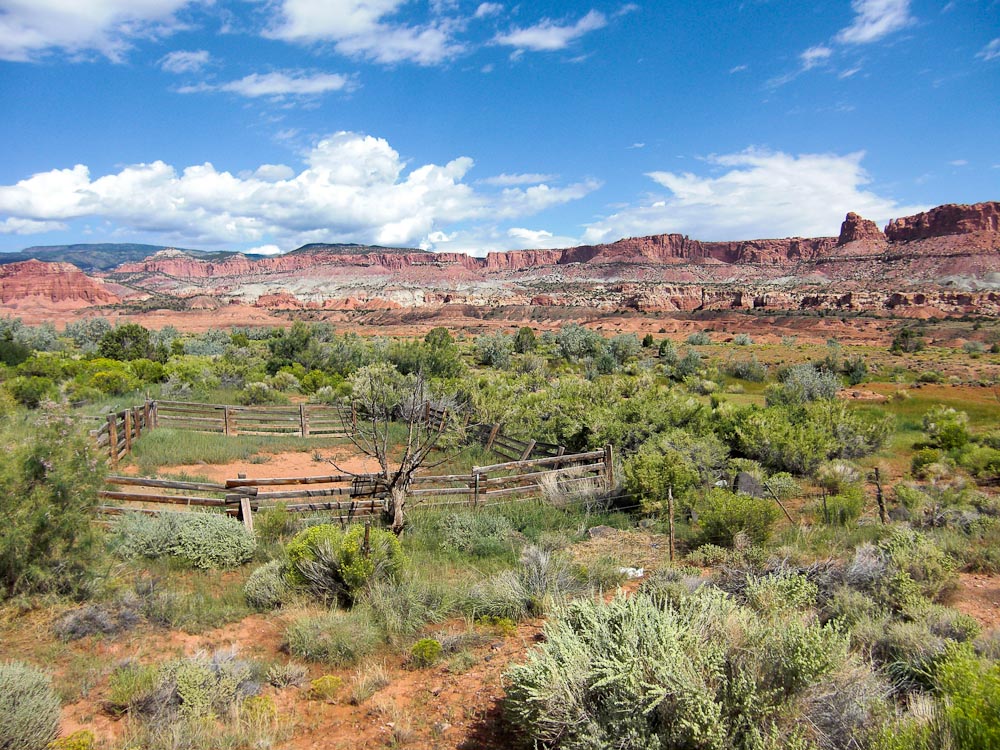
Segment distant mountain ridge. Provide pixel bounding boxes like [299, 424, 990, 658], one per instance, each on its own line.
[1, 201, 998, 322]
[0, 243, 268, 272]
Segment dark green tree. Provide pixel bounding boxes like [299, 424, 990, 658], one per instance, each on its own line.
[98, 323, 154, 361]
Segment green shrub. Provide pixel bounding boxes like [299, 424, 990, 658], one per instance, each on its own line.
[439, 511, 514, 557]
[505, 589, 876, 750]
[911, 448, 942, 477]
[823, 490, 865, 526]
[936, 644, 1000, 749]
[46, 730, 95, 750]
[284, 610, 381, 666]
[922, 406, 971, 451]
[743, 572, 818, 614]
[243, 560, 290, 611]
[409, 638, 443, 668]
[467, 545, 582, 620]
[697, 488, 780, 547]
[111, 512, 255, 569]
[0, 412, 105, 598]
[104, 661, 159, 716]
[306, 675, 343, 701]
[686, 331, 711, 345]
[286, 524, 405, 604]
[108, 650, 259, 724]
[0, 661, 60, 750]
[363, 576, 454, 637]
[265, 661, 307, 688]
[6, 376, 55, 407]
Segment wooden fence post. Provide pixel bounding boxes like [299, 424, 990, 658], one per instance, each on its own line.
[299, 403, 309, 437]
[484, 424, 500, 451]
[873, 468, 887, 525]
[223, 406, 231, 437]
[143, 400, 152, 432]
[151, 400, 158, 429]
[603, 445, 615, 490]
[519, 439, 536, 462]
[132, 406, 142, 440]
[472, 472, 482, 507]
[668, 486, 676, 562]
[107, 414, 119, 467]
[123, 409, 132, 454]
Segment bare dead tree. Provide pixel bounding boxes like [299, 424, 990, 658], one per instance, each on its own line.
[332, 363, 454, 534]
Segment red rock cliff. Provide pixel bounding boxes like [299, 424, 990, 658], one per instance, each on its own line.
[885, 202, 1000, 241]
[0, 259, 120, 306]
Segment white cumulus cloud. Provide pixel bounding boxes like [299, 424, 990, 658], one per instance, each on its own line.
[0, 132, 597, 251]
[0, 0, 198, 62]
[835, 0, 914, 45]
[582, 148, 927, 243]
[474, 3, 504, 19]
[266, 0, 463, 65]
[494, 9, 606, 53]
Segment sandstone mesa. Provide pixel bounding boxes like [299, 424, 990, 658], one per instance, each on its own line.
[2, 201, 998, 323]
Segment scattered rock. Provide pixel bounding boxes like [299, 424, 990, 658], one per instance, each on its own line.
[587, 525, 617, 539]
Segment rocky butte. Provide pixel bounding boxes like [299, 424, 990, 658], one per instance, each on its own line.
[1, 201, 998, 320]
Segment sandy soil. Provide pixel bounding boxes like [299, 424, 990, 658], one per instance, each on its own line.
[953, 573, 1000, 631]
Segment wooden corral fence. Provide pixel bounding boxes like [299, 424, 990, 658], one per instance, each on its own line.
[472, 422, 566, 462]
[87, 397, 570, 472]
[96, 446, 615, 530]
[156, 400, 349, 439]
[88, 401, 156, 467]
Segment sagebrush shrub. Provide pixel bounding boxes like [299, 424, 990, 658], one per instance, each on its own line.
[243, 560, 290, 611]
[111, 512, 255, 569]
[284, 610, 381, 666]
[0, 661, 61, 750]
[697, 488, 780, 547]
[439, 511, 514, 556]
[363, 576, 453, 636]
[106, 649, 259, 722]
[505, 589, 875, 750]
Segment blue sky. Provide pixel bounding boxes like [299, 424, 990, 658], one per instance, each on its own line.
[0, 0, 997, 256]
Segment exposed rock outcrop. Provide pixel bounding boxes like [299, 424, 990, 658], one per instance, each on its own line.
[838, 212, 887, 246]
[0, 259, 120, 307]
[885, 202, 1000, 241]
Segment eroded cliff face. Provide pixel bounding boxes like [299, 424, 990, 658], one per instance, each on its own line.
[0, 259, 120, 306]
[885, 202, 1000, 241]
[5, 202, 999, 319]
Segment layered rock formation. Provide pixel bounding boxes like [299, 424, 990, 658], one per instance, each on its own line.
[885, 202, 1000, 241]
[0, 259, 120, 307]
[838, 213, 887, 246]
[3, 201, 999, 321]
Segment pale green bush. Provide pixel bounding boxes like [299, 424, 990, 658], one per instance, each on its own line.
[243, 560, 290, 611]
[111, 513, 255, 569]
[0, 661, 60, 750]
[440, 511, 515, 556]
[505, 589, 879, 750]
[284, 610, 381, 666]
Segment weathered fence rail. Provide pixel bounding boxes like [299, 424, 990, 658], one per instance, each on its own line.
[88, 401, 156, 467]
[156, 400, 349, 438]
[96, 446, 615, 529]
